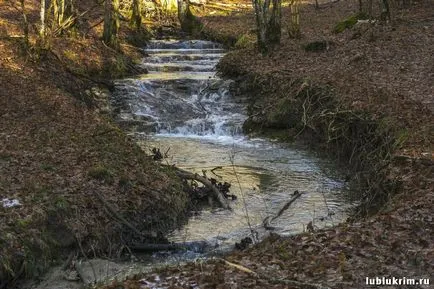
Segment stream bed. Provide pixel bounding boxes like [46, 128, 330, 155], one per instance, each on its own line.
[25, 39, 355, 289]
[112, 39, 352, 254]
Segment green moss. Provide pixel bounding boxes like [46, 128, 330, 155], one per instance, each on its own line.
[88, 165, 114, 184]
[110, 54, 129, 78]
[63, 49, 79, 62]
[333, 13, 368, 34]
[234, 34, 255, 49]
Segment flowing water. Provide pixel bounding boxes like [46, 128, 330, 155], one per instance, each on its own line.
[112, 39, 352, 256]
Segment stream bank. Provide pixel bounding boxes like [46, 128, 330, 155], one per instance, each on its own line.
[96, 0, 432, 288]
[22, 37, 356, 289]
[0, 6, 195, 288]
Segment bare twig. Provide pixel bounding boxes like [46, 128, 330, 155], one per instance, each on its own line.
[263, 190, 302, 230]
[229, 152, 256, 241]
[218, 258, 331, 289]
[86, 19, 104, 33]
[271, 190, 302, 223]
[219, 259, 258, 276]
[210, 166, 223, 178]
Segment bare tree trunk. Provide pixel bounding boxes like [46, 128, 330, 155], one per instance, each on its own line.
[288, 0, 300, 38]
[266, 0, 281, 44]
[53, 0, 58, 25]
[59, 0, 65, 25]
[20, 0, 29, 48]
[381, 0, 391, 21]
[40, 0, 46, 41]
[252, 0, 282, 53]
[103, 0, 120, 47]
[177, 0, 197, 33]
[131, 0, 142, 30]
[252, 0, 268, 53]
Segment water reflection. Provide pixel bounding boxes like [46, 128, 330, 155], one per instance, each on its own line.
[138, 136, 350, 251]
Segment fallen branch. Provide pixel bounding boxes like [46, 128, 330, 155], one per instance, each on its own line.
[210, 166, 223, 178]
[174, 168, 231, 210]
[86, 19, 104, 33]
[219, 259, 258, 276]
[218, 258, 331, 289]
[263, 190, 302, 230]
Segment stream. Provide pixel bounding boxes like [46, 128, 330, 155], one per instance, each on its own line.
[26, 39, 354, 289]
[112, 39, 352, 254]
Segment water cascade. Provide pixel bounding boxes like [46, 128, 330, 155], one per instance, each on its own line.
[112, 39, 351, 254]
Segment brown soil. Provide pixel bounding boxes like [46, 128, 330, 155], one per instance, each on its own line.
[100, 0, 433, 288]
[0, 1, 188, 286]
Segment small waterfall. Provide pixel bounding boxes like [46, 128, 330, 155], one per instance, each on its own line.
[111, 39, 352, 251]
[113, 40, 246, 141]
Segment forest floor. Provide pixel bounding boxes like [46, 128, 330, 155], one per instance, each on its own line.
[101, 0, 433, 289]
[0, 1, 190, 287]
[0, 0, 433, 288]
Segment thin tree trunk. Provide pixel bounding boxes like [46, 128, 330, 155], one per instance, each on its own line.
[58, 0, 65, 25]
[266, 0, 281, 45]
[131, 0, 142, 30]
[252, 0, 268, 53]
[368, 0, 373, 18]
[177, 0, 196, 32]
[288, 0, 300, 38]
[20, 0, 29, 48]
[40, 0, 46, 40]
[252, 0, 282, 53]
[53, 0, 59, 25]
[381, 0, 391, 21]
[103, 0, 119, 47]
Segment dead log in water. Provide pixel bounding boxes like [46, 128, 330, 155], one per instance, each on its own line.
[163, 164, 232, 210]
[263, 190, 302, 230]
